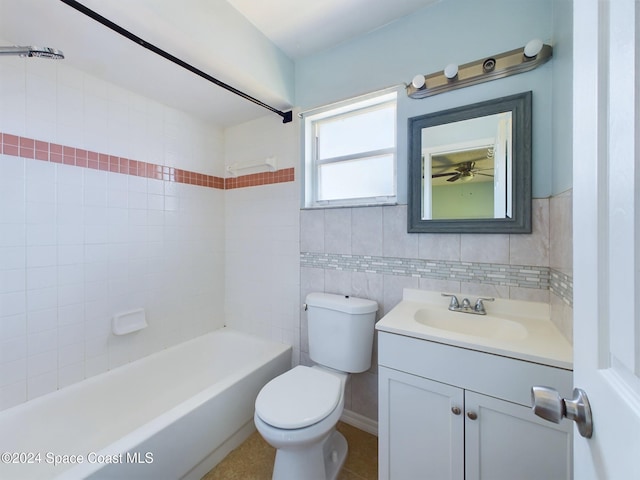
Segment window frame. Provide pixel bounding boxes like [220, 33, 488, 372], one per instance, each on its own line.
[303, 91, 398, 208]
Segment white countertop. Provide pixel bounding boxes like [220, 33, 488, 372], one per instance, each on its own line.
[375, 289, 573, 370]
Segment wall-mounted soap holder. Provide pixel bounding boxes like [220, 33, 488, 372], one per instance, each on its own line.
[112, 308, 147, 335]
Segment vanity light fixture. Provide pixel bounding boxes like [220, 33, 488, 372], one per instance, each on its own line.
[443, 63, 458, 80]
[407, 39, 552, 99]
[411, 74, 426, 89]
[523, 38, 544, 59]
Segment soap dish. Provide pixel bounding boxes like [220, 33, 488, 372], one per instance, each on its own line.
[112, 308, 147, 335]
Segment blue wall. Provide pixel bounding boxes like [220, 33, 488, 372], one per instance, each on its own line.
[295, 0, 559, 202]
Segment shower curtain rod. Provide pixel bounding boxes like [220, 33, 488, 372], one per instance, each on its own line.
[59, 0, 293, 124]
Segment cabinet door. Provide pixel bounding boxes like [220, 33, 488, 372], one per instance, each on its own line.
[464, 391, 572, 480]
[379, 366, 464, 480]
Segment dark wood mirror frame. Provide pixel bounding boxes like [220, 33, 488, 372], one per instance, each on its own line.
[408, 91, 532, 233]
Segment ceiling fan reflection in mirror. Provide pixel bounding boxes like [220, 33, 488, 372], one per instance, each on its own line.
[431, 159, 495, 183]
[430, 144, 495, 184]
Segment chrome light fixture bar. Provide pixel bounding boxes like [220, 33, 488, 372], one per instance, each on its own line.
[0, 45, 64, 59]
[407, 40, 552, 99]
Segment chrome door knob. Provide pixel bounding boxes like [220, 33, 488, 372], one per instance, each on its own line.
[531, 386, 593, 438]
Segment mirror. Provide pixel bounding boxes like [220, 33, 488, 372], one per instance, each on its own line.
[408, 91, 532, 233]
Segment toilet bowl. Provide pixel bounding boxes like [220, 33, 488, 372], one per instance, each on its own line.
[254, 293, 378, 480]
[255, 366, 348, 480]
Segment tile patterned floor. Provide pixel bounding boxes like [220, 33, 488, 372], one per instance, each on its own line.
[201, 422, 377, 480]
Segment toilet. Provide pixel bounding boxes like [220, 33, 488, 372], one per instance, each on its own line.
[254, 292, 378, 480]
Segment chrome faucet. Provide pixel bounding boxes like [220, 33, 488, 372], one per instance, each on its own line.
[441, 293, 494, 315]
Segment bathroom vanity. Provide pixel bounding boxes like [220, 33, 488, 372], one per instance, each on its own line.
[376, 289, 573, 480]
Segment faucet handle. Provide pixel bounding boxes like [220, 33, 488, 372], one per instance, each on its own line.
[441, 293, 460, 309]
[474, 297, 495, 314]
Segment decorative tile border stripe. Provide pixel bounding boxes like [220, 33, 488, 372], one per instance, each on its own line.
[300, 252, 553, 291]
[225, 168, 295, 189]
[0, 132, 294, 190]
[550, 268, 573, 307]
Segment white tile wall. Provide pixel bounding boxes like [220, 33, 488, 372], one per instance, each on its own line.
[223, 114, 301, 362]
[224, 181, 301, 362]
[0, 56, 226, 411]
[0, 155, 226, 410]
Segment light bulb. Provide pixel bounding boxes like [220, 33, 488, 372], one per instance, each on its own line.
[412, 74, 426, 89]
[524, 38, 543, 58]
[444, 63, 458, 79]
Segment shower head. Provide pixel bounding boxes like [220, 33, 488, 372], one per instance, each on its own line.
[0, 45, 64, 59]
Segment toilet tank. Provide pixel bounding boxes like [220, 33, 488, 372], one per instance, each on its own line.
[305, 293, 378, 373]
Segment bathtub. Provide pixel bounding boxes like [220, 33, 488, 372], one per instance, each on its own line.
[0, 328, 291, 480]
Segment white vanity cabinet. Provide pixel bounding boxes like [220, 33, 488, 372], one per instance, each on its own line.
[378, 331, 573, 480]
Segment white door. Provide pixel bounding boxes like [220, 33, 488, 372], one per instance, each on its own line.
[573, 0, 640, 478]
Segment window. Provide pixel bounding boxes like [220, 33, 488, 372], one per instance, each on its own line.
[304, 91, 397, 207]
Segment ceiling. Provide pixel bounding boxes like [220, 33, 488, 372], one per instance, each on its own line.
[0, 0, 438, 127]
[226, 0, 440, 60]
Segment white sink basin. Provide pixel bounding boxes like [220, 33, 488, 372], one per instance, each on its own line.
[375, 289, 573, 370]
[414, 308, 528, 341]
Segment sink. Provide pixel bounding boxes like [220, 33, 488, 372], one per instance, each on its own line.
[375, 289, 573, 370]
[414, 308, 528, 341]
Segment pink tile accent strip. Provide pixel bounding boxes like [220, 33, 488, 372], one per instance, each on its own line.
[0, 132, 294, 190]
[224, 168, 295, 189]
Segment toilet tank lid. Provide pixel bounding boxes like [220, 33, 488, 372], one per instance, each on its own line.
[306, 292, 378, 314]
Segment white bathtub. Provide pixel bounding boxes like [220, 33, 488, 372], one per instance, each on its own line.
[0, 328, 291, 480]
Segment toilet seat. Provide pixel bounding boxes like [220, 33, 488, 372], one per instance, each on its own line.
[255, 366, 342, 429]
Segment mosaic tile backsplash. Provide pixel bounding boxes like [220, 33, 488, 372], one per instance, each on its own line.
[301, 252, 547, 289]
[301, 253, 572, 307]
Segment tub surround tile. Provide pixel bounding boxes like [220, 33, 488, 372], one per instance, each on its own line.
[0, 380, 27, 410]
[225, 168, 294, 189]
[0, 150, 228, 410]
[1, 131, 294, 191]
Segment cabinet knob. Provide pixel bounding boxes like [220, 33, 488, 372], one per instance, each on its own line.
[451, 406, 461, 415]
[466, 411, 478, 420]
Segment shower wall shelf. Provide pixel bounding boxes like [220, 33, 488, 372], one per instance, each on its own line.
[226, 156, 278, 177]
[407, 43, 552, 99]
